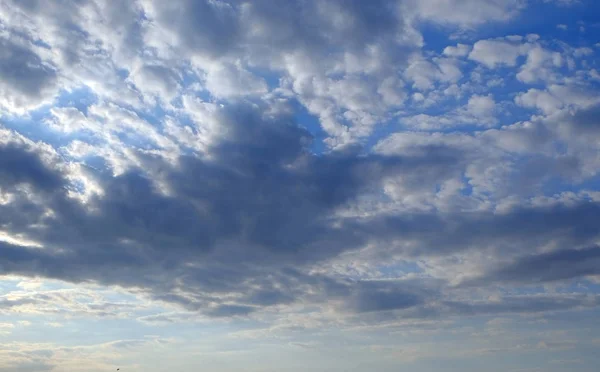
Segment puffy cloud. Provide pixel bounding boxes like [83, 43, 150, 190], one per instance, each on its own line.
[0, 0, 599, 348]
[515, 84, 600, 114]
[142, 0, 241, 59]
[405, 0, 523, 26]
[2, 93, 599, 324]
[3, 118, 600, 320]
[128, 64, 182, 102]
[517, 46, 564, 83]
[204, 63, 268, 99]
[401, 94, 497, 130]
[0, 37, 59, 114]
[443, 43, 472, 58]
[404, 57, 463, 91]
[515, 88, 564, 114]
[0, 102, 421, 315]
[469, 37, 531, 68]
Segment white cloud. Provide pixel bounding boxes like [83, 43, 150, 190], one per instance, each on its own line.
[402, 94, 497, 130]
[515, 84, 600, 114]
[404, 57, 462, 91]
[469, 37, 531, 68]
[129, 64, 182, 102]
[515, 88, 563, 114]
[1, 2, 600, 366]
[443, 43, 472, 58]
[406, 0, 523, 26]
[204, 63, 268, 99]
[466, 94, 496, 118]
[516, 46, 564, 83]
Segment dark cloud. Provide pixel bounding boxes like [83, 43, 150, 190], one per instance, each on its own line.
[0, 102, 441, 313]
[240, 0, 402, 50]
[206, 304, 256, 318]
[147, 0, 242, 57]
[0, 38, 58, 108]
[443, 294, 600, 316]
[347, 280, 424, 313]
[562, 103, 600, 135]
[143, 0, 411, 78]
[0, 145, 64, 192]
[0, 0, 599, 323]
[244, 289, 294, 307]
[357, 200, 600, 261]
[467, 246, 600, 286]
[2, 102, 600, 317]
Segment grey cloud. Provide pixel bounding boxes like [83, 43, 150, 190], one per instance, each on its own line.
[240, 0, 402, 52]
[0, 0, 599, 323]
[0, 144, 64, 192]
[206, 304, 256, 318]
[468, 246, 600, 286]
[1, 102, 438, 314]
[2, 112, 600, 316]
[0, 37, 58, 110]
[351, 293, 600, 324]
[347, 280, 424, 313]
[0, 39, 56, 97]
[136, 312, 196, 324]
[362, 201, 600, 259]
[244, 289, 294, 307]
[443, 294, 600, 316]
[560, 103, 600, 136]
[145, 0, 406, 60]
[146, 0, 241, 58]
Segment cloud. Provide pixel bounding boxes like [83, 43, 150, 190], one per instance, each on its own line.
[345, 280, 425, 313]
[401, 93, 498, 130]
[0, 285, 143, 318]
[467, 246, 600, 285]
[0, 148, 61, 194]
[128, 64, 182, 102]
[469, 37, 531, 68]
[0, 337, 171, 372]
[516, 46, 564, 83]
[443, 294, 599, 316]
[1, 103, 429, 314]
[0, 37, 59, 113]
[515, 85, 600, 115]
[3, 121, 600, 319]
[404, 57, 462, 91]
[143, 0, 241, 58]
[204, 63, 268, 99]
[406, 0, 523, 26]
[0, 0, 599, 334]
[443, 43, 472, 58]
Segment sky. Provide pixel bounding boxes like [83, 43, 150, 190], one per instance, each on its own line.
[0, 0, 600, 371]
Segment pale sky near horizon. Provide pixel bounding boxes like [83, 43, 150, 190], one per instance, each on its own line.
[1, 0, 600, 371]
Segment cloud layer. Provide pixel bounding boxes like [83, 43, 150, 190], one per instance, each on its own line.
[1, 0, 600, 370]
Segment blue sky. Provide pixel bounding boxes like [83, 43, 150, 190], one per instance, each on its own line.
[1, 0, 600, 371]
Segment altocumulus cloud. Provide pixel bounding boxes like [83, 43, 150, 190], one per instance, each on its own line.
[1, 0, 600, 370]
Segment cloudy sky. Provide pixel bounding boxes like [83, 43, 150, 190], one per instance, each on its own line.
[1, 0, 600, 371]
